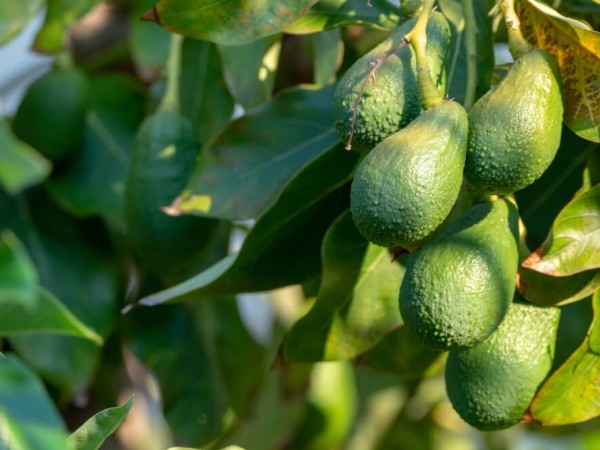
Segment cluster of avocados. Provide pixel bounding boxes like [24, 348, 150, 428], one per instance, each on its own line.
[334, 12, 565, 431]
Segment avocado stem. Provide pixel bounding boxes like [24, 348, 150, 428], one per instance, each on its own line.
[405, 0, 444, 110]
[462, 0, 478, 110]
[501, 0, 532, 59]
[159, 33, 184, 114]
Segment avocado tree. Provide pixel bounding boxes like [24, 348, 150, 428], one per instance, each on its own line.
[0, 0, 599, 448]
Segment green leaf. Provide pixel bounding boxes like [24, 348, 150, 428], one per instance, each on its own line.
[0, 120, 50, 195]
[516, 0, 600, 142]
[139, 143, 358, 306]
[0, 287, 102, 344]
[0, 0, 44, 45]
[68, 396, 135, 450]
[46, 74, 145, 230]
[152, 0, 318, 45]
[312, 29, 343, 86]
[518, 266, 600, 306]
[531, 290, 600, 425]
[283, 211, 404, 362]
[172, 86, 340, 221]
[0, 354, 69, 450]
[33, 0, 97, 53]
[522, 183, 600, 276]
[130, 0, 170, 68]
[0, 230, 37, 306]
[179, 39, 235, 144]
[284, 0, 400, 34]
[217, 35, 281, 110]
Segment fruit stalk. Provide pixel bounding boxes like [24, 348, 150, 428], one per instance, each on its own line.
[160, 33, 184, 113]
[501, 0, 532, 58]
[462, 0, 478, 109]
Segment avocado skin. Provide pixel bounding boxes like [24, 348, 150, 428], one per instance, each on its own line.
[333, 12, 450, 150]
[399, 198, 519, 350]
[445, 301, 560, 431]
[465, 49, 563, 194]
[350, 100, 468, 248]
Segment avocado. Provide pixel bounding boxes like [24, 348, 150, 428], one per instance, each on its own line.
[465, 49, 563, 194]
[350, 100, 468, 248]
[12, 68, 89, 162]
[333, 12, 451, 150]
[445, 301, 560, 431]
[399, 198, 519, 350]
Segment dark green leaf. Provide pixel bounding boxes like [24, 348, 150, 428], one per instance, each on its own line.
[152, 0, 318, 45]
[139, 143, 359, 306]
[0, 353, 68, 450]
[0, 0, 44, 45]
[312, 29, 343, 85]
[283, 211, 403, 362]
[179, 39, 235, 144]
[0, 230, 37, 306]
[0, 120, 50, 194]
[518, 266, 600, 306]
[68, 396, 135, 450]
[522, 183, 600, 276]
[531, 290, 600, 425]
[130, 0, 170, 68]
[284, 0, 400, 34]
[171, 86, 340, 221]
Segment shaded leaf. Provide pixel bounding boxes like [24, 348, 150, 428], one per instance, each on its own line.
[0, 120, 50, 194]
[0, 354, 68, 450]
[516, 0, 600, 142]
[172, 86, 340, 221]
[0, 0, 44, 45]
[518, 266, 600, 306]
[284, 0, 400, 34]
[531, 290, 600, 425]
[283, 211, 404, 362]
[0, 230, 37, 306]
[152, 0, 318, 45]
[312, 29, 343, 85]
[130, 0, 170, 68]
[68, 396, 134, 450]
[218, 36, 281, 110]
[139, 143, 359, 306]
[179, 39, 234, 144]
[522, 183, 600, 276]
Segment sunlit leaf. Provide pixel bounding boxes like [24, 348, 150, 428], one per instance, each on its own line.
[0, 354, 69, 450]
[0, 230, 37, 307]
[151, 0, 318, 45]
[0, 0, 44, 45]
[522, 183, 600, 276]
[516, 0, 600, 142]
[68, 396, 134, 450]
[0, 120, 50, 195]
[283, 211, 403, 362]
[531, 290, 600, 425]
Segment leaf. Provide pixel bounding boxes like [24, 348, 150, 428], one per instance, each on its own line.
[0, 0, 44, 45]
[518, 266, 600, 306]
[522, 183, 600, 276]
[0, 230, 37, 307]
[179, 39, 235, 144]
[312, 29, 343, 86]
[46, 74, 145, 230]
[0, 287, 102, 344]
[516, 0, 600, 142]
[139, 143, 358, 306]
[130, 0, 170, 68]
[68, 396, 135, 450]
[283, 211, 404, 362]
[151, 0, 319, 45]
[218, 36, 281, 110]
[0, 354, 69, 450]
[531, 290, 600, 425]
[0, 120, 50, 194]
[284, 0, 400, 34]
[33, 0, 97, 53]
[172, 86, 340, 221]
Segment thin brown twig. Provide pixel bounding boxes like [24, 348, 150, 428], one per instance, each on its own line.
[345, 37, 409, 150]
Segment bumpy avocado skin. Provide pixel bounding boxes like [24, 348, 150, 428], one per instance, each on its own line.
[350, 100, 468, 248]
[465, 49, 563, 194]
[399, 198, 519, 350]
[333, 12, 451, 150]
[445, 302, 560, 431]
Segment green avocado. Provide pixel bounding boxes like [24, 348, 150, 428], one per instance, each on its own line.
[333, 12, 451, 150]
[12, 68, 89, 162]
[350, 100, 468, 248]
[465, 49, 563, 194]
[399, 198, 519, 350]
[445, 301, 560, 431]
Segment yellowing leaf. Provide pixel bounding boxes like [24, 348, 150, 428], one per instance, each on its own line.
[516, 0, 600, 142]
